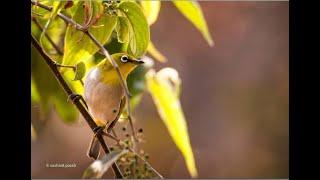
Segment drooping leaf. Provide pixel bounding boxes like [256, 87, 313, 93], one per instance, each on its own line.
[115, 16, 130, 43]
[140, 0, 161, 25]
[173, 0, 214, 46]
[82, 150, 128, 178]
[73, 61, 86, 81]
[147, 41, 167, 63]
[146, 68, 198, 178]
[62, 0, 117, 67]
[82, 0, 104, 27]
[118, 1, 150, 58]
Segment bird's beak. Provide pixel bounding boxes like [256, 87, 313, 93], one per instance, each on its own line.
[130, 58, 144, 65]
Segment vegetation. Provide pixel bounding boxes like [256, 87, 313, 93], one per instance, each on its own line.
[31, 0, 213, 178]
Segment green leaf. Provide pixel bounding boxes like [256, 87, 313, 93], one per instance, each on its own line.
[104, 37, 128, 55]
[64, 67, 85, 95]
[32, 46, 79, 123]
[115, 16, 130, 43]
[31, 77, 40, 103]
[32, 17, 66, 60]
[31, 46, 58, 113]
[147, 41, 167, 63]
[52, 89, 79, 123]
[31, 0, 52, 19]
[146, 68, 198, 178]
[73, 61, 86, 81]
[82, 150, 128, 178]
[173, 0, 214, 46]
[62, 1, 117, 66]
[140, 0, 161, 25]
[118, 1, 150, 58]
[39, 1, 66, 53]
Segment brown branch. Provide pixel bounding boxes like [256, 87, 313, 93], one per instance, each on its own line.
[31, 36, 123, 179]
[31, 0, 137, 139]
[31, 1, 163, 178]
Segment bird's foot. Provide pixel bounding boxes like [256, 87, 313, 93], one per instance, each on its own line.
[93, 126, 120, 144]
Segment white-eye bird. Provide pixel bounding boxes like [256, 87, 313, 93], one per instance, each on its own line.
[84, 53, 143, 159]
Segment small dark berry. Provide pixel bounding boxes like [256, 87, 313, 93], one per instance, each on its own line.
[138, 128, 143, 133]
[144, 154, 149, 159]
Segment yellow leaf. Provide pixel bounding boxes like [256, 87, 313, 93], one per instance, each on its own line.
[146, 68, 198, 178]
[173, 0, 214, 46]
[147, 41, 167, 63]
[140, 0, 161, 25]
[62, 1, 117, 67]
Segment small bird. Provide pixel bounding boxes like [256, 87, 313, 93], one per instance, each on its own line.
[84, 53, 144, 159]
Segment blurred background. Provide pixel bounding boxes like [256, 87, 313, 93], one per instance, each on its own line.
[31, 1, 288, 178]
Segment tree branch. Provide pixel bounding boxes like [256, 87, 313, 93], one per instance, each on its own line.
[31, 0, 137, 139]
[31, 36, 123, 179]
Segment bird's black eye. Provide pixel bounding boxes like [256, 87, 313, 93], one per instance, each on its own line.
[120, 55, 129, 63]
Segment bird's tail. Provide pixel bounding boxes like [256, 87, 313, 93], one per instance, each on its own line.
[87, 136, 101, 160]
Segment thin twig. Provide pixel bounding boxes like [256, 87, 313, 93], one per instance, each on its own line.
[31, 17, 63, 55]
[54, 63, 85, 86]
[31, 36, 123, 179]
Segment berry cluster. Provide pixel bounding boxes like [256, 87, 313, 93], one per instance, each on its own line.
[109, 126, 156, 179]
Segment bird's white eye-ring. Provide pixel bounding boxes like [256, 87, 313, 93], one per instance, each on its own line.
[120, 55, 129, 63]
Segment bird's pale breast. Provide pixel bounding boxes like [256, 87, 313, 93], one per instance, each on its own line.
[84, 67, 124, 127]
